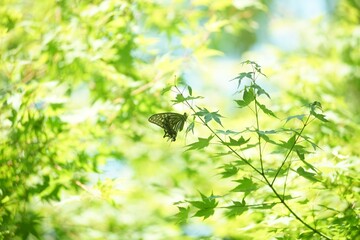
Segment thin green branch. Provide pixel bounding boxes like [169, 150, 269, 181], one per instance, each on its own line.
[218, 201, 282, 209]
[263, 177, 331, 239]
[282, 156, 292, 198]
[174, 84, 331, 239]
[254, 97, 265, 174]
[250, 68, 265, 175]
[271, 113, 311, 186]
[174, 86, 261, 175]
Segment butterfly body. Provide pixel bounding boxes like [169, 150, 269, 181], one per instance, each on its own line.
[148, 112, 187, 141]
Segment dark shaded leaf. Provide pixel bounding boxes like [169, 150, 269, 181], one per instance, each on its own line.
[231, 72, 253, 88]
[296, 149, 305, 160]
[283, 194, 294, 200]
[258, 131, 279, 145]
[10, 108, 18, 125]
[310, 101, 328, 122]
[311, 111, 329, 122]
[296, 149, 319, 173]
[253, 83, 270, 98]
[256, 102, 277, 118]
[301, 135, 319, 150]
[29, 176, 50, 194]
[224, 136, 250, 147]
[15, 211, 43, 240]
[280, 135, 296, 149]
[234, 99, 248, 108]
[296, 167, 320, 182]
[188, 85, 192, 96]
[42, 184, 62, 201]
[310, 101, 323, 111]
[186, 135, 214, 151]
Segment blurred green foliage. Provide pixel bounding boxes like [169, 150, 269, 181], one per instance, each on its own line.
[0, 0, 359, 239]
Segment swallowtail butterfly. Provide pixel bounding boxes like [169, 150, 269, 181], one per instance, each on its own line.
[148, 112, 187, 141]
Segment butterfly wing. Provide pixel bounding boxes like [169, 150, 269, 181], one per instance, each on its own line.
[168, 113, 187, 132]
[148, 112, 187, 141]
[148, 113, 168, 128]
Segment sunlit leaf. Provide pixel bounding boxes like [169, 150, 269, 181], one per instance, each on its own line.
[280, 135, 296, 149]
[225, 200, 247, 218]
[235, 87, 255, 108]
[231, 177, 258, 193]
[195, 107, 224, 127]
[241, 60, 266, 77]
[174, 206, 190, 224]
[189, 192, 218, 219]
[286, 114, 306, 123]
[266, 168, 287, 178]
[161, 85, 173, 95]
[218, 164, 239, 178]
[243, 87, 255, 103]
[172, 94, 203, 104]
[186, 121, 195, 135]
[212, 151, 233, 157]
